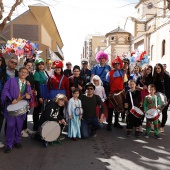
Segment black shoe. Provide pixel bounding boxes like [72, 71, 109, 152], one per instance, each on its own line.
[107, 125, 112, 131]
[155, 134, 162, 140]
[14, 143, 22, 149]
[113, 123, 123, 129]
[4, 146, 12, 153]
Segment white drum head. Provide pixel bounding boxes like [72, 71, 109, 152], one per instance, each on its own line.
[146, 109, 160, 119]
[133, 106, 143, 115]
[41, 121, 60, 142]
[7, 100, 27, 111]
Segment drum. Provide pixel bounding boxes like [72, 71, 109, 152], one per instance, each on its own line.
[130, 106, 144, 118]
[155, 92, 167, 108]
[108, 90, 125, 112]
[41, 121, 60, 142]
[145, 109, 161, 121]
[7, 100, 29, 116]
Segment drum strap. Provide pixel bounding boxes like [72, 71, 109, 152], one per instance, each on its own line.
[155, 95, 157, 108]
[129, 91, 134, 107]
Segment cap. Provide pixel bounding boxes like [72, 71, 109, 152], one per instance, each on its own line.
[85, 82, 95, 90]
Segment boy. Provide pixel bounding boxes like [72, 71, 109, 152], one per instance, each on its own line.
[125, 80, 142, 137]
[143, 84, 161, 139]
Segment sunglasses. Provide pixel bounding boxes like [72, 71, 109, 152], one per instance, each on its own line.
[114, 62, 120, 65]
[10, 60, 18, 65]
[86, 87, 94, 90]
[124, 62, 128, 64]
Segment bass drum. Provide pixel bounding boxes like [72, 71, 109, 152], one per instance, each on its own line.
[155, 92, 167, 108]
[41, 121, 60, 142]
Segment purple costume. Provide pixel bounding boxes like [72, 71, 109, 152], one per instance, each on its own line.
[1, 77, 32, 149]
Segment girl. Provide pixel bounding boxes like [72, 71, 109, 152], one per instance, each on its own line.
[130, 65, 141, 82]
[91, 75, 108, 120]
[68, 88, 82, 140]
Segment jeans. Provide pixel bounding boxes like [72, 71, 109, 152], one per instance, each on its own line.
[81, 117, 103, 139]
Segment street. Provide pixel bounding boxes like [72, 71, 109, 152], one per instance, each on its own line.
[1, 111, 170, 170]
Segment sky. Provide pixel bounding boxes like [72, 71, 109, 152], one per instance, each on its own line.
[3, 0, 139, 66]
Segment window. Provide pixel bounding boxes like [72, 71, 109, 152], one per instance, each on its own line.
[111, 37, 114, 40]
[162, 40, 166, 57]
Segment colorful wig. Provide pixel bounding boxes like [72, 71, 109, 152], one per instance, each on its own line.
[95, 51, 108, 62]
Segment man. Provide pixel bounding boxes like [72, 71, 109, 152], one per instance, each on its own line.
[80, 59, 91, 93]
[105, 56, 124, 131]
[6, 56, 18, 79]
[79, 82, 104, 138]
[163, 64, 170, 76]
[91, 51, 111, 95]
[64, 62, 73, 77]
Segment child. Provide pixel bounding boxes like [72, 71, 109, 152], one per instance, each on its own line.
[143, 84, 161, 139]
[68, 88, 82, 140]
[125, 80, 142, 137]
[91, 75, 108, 119]
[1, 67, 32, 153]
[32, 94, 67, 144]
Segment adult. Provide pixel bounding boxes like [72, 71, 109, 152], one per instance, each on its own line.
[105, 56, 124, 131]
[33, 58, 48, 131]
[153, 63, 170, 132]
[91, 51, 111, 95]
[130, 65, 141, 82]
[1, 67, 32, 153]
[6, 56, 18, 79]
[163, 64, 170, 76]
[64, 62, 73, 77]
[0, 57, 7, 148]
[69, 65, 84, 96]
[45, 59, 54, 78]
[79, 82, 104, 138]
[21, 60, 36, 137]
[47, 60, 70, 100]
[80, 59, 91, 93]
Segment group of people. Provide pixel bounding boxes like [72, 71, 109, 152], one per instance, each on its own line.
[0, 51, 170, 153]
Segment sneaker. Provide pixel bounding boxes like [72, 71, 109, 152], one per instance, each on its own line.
[4, 146, 12, 153]
[113, 123, 123, 129]
[14, 143, 22, 149]
[21, 130, 29, 137]
[138, 125, 143, 133]
[127, 130, 131, 137]
[155, 134, 162, 140]
[27, 129, 35, 135]
[144, 133, 149, 138]
[0, 142, 4, 148]
[159, 127, 164, 133]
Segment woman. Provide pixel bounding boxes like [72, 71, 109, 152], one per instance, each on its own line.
[153, 63, 170, 132]
[47, 60, 70, 100]
[0, 56, 7, 148]
[130, 65, 141, 82]
[21, 60, 37, 137]
[136, 65, 153, 101]
[69, 65, 84, 97]
[33, 58, 48, 131]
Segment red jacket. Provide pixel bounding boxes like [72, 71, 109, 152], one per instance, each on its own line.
[47, 73, 70, 99]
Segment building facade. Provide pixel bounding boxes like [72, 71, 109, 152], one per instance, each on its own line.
[0, 4, 64, 66]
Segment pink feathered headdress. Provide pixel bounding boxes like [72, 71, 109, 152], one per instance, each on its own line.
[112, 56, 123, 69]
[95, 51, 108, 62]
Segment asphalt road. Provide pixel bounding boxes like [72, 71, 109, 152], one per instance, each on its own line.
[1, 110, 170, 170]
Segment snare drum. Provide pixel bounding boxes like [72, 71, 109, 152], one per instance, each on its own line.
[41, 121, 60, 142]
[130, 106, 144, 118]
[108, 90, 125, 112]
[7, 100, 29, 116]
[145, 109, 161, 121]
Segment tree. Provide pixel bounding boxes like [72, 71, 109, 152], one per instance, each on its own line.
[0, 0, 23, 32]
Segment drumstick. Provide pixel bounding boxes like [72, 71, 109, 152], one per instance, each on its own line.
[17, 90, 33, 101]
